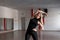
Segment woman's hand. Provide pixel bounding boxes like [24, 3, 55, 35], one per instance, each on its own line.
[33, 28, 37, 31]
[38, 21, 44, 30]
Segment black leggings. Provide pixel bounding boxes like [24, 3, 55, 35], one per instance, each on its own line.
[25, 30, 38, 40]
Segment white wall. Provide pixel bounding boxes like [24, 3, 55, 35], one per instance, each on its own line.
[0, 6, 19, 30]
[18, 9, 31, 30]
[44, 8, 60, 30]
[14, 10, 18, 30]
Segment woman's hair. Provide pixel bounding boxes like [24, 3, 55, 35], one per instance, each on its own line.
[38, 8, 42, 10]
[34, 12, 41, 18]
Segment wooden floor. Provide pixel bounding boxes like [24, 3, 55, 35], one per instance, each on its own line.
[0, 30, 60, 40]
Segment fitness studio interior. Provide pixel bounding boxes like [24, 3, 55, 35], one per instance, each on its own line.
[0, 0, 60, 40]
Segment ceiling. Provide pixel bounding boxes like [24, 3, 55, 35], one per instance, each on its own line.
[0, 0, 60, 9]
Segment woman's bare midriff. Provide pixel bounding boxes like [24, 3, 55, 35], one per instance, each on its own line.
[32, 28, 37, 31]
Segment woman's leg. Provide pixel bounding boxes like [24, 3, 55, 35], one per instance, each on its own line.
[31, 31, 38, 40]
[25, 31, 30, 40]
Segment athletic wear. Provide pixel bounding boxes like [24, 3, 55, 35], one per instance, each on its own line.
[25, 30, 38, 40]
[27, 18, 40, 31]
[25, 18, 41, 40]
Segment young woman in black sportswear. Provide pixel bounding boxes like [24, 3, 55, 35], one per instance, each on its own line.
[25, 9, 46, 40]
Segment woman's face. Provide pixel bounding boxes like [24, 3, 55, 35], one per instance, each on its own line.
[37, 13, 41, 19]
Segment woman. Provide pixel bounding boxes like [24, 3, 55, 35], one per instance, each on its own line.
[25, 9, 45, 40]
